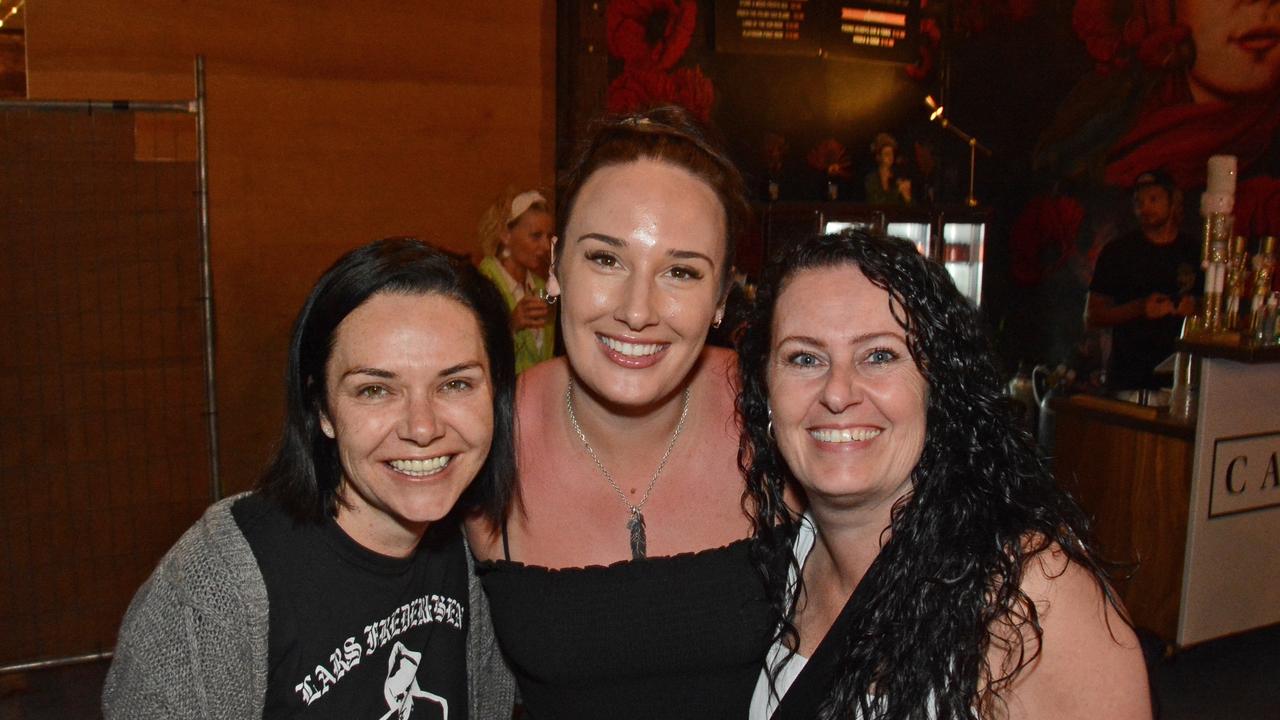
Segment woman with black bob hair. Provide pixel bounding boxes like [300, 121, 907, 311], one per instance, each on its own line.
[105, 238, 516, 719]
[739, 230, 1150, 719]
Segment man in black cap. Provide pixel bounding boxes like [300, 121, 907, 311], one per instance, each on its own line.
[1085, 169, 1201, 390]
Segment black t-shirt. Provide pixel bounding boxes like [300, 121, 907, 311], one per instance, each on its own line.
[232, 494, 469, 720]
[1089, 230, 1201, 390]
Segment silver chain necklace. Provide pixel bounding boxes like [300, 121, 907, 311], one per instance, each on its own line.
[565, 378, 691, 560]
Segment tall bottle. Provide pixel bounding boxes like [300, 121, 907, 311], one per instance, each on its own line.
[1251, 236, 1276, 341]
[1224, 236, 1248, 330]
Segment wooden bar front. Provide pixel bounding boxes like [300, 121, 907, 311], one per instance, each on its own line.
[1054, 342, 1280, 646]
[1052, 396, 1195, 642]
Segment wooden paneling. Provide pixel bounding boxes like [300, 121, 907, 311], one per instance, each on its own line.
[1053, 401, 1195, 642]
[24, 1, 555, 495]
[5, 2, 554, 663]
[0, 30, 23, 98]
[0, 109, 208, 663]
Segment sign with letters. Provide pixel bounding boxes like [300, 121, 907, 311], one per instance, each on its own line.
[1209, 430, 1280, 518]
[715, 0, 920, 63]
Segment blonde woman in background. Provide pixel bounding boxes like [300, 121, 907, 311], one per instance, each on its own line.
[477, 188, 557, 373]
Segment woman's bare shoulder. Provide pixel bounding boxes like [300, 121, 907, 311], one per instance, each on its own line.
[993, 543, 1152, 720]
[465, 358, 567, 562]
[517, 356, 568, 403]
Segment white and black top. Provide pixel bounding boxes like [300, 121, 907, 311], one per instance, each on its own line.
[233, 493, 469, 719]
[749, 515, 940, 720]
[749, 514, 817, 720]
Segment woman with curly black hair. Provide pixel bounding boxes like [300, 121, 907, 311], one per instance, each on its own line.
[739, 230, 1151, 719]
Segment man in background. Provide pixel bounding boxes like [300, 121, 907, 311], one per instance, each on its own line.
[1085, 169, 1201, 390]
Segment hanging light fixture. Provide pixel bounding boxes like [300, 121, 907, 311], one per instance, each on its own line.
[0, 0, 26, 29]
[923, 94, 990, 208]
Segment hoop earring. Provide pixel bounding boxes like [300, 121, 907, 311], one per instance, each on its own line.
[545, 293, 559, 305]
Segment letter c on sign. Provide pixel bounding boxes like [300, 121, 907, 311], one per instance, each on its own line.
[1225, 456, 1248, 494]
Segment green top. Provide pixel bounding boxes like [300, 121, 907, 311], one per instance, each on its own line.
[478, 255, 556, 373]
[864, 171, 910, 205]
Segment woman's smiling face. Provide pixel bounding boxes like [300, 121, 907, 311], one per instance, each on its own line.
[320, 291, 494, 556]
[1180, 0, 1280, 102]
[767, 264, 929, 512]
[550, 158, 727, 410]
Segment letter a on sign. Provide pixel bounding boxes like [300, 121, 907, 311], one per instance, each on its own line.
[1263, 453, 1279, 491]
[1211, 432, 1280, 517]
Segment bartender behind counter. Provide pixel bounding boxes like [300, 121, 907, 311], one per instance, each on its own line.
[1085, 169, 1201, 390]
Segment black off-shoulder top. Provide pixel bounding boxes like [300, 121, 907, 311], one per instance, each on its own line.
[478, 538, 773, 719]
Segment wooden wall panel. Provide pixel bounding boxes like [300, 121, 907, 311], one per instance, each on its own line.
[0, 30, 24, 98]
[24, 1, 556, 495]
[0, 108, 207, 663]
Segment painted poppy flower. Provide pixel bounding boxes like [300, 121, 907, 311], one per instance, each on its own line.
[1010, 194, 1086, 287]
[1236, 176, 1280, 238]
[606, 67, 677, 115]
[606, 0, 698, 71]
[670, 66, 714, 123]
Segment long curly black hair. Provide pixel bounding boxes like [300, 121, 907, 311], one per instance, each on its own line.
[737, 230, 1122, 719]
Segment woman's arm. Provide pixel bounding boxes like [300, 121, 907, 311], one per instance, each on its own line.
[992, 546, 1152, 720]
[463, 537, 518, 718]
[103, 499, 269, 719]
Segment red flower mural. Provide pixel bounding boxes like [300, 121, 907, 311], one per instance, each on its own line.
[606, 0, 698, 71]
[1236, 177, 1280, 239]
[606, 66, 714, 123]
[1009, 194, 1086, 287]
[607, 68, 677, 116]
[1073, 0, 1189, 74]
[670, 66, 714, 123]
[906, 17, 942, 81]
[604, 0, 713, 123]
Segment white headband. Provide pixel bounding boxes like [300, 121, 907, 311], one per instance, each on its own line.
[509, 190, 547, 224]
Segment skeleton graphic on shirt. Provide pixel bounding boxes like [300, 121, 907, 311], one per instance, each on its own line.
[378, 641, 447, 720]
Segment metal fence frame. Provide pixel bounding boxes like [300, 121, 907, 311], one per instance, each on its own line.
[0, 55, 219, 674]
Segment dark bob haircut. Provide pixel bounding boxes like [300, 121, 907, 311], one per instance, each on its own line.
[557, 104, 749, 295]
[259, 237, 516, 527]
[738, 230, 1118, 719]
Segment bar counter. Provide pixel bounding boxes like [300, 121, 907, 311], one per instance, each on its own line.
[1052, 342, 1280, 647]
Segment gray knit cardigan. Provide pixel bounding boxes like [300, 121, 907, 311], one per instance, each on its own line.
[101, 494, 515, 719]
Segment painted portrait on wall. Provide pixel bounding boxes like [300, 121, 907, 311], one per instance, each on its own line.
[1037, 0, 1280, 236]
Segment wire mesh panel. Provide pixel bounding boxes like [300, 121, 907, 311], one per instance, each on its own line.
[0, 106, 211, 665]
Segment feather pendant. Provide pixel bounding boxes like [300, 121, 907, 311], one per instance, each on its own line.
[628, 511, 647, 560]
